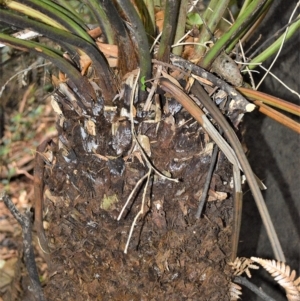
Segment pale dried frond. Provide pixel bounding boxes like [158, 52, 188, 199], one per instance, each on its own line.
[251, 257, 300, 301]
[229, 281, 242, 301]
[294, 277, 300, 291]
[229, 257, 259, 278]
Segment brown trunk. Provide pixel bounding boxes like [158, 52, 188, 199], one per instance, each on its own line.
[41, 82, 234, 300]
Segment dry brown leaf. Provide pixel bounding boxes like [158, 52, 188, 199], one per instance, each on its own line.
[182, 36, 196, 59]
[58, 70, 66, 82]
[155, 10, 164, 33]
[0, 257, 17, 290]
[92, 152, 109, 161]
[0, 219, 15, 234]
[129, 150, 144, 166]
[161, 71, 183, 89]
[45, 189, 62, 204]
[79, 54, 92, 76]
[96, 42, 118, 57]
[95, 42, 118, 67]
[152, 200, 167, 230]
[155, 249, 170, 273]
[178, 199, 188, 216]
[208, 189, 227, 202]
[50, 96, 63, 115]
[106, 57, 118, 67]
[88, 26, 102, 39]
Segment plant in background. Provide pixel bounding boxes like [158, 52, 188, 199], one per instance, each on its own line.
[0, 0, 299, 300]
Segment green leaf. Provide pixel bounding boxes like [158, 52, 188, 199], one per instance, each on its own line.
[12, 113, 22, 123]
[140, 75, 146, 91]
[186, 12, 203, 27]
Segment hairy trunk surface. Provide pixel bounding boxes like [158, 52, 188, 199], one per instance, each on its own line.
[41, 80, 234, 300]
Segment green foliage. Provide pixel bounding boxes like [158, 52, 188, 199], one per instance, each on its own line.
[0, 143, 10, 157]
[140, 76, 146, 91]
[8, 106, 43, 141]
[186, 12, 203, 28]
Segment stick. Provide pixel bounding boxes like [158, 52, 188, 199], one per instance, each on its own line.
[195, 144, 219, 219]
[234, 276, 276, 301]
[0, 192, 46, 301]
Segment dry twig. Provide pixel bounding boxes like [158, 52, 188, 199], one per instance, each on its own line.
[234, 276, 276, 301]
[0, 192, 46, 301]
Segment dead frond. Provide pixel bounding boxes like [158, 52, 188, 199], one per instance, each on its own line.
[229, 257, 259, 278]
[251, 257, 300, 301]
[229, 281, 242, 300]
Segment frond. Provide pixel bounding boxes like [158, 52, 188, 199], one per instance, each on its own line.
[229, 257, 259, 278]
[229, 281, 242, 301]
[251, 257, 300, 301]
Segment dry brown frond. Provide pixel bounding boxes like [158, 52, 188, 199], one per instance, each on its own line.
[229, 281, 242, 301]
[251, 257, 300, 301]
[229, 257, 259, 278]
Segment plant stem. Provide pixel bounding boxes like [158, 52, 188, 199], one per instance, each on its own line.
[7, 1, 65, 29]
[253, 101, 300, 134]
[157, 0, 180, 62]
[234, 277, 276, 301]
[237, 87, 300, 116]
[55, 0, 84, 22]
[170, 55, 253, 112]
[40, 0, 88, 30]
[0, 9, 116, 100]
[195, 143, 219, 218]
[10, 0, 94, 43]
[200, 0, 266, 69]
[115, 0, 152, 81]
[85, 0, 115, 44]
[247, 14, 300, 69]
[190, 81, 285, 262]
[237, 0, 253, 18]
[144, 0, 156, 37]
[172, 0, 189, 56]
[195, 0, 230, 59]
[19, 0, 93, 43]
[245, 16, 300, 63]
[133, 0, 156, 38]
[226, 0, 273, 53]
[0, 33, 96, 106]
[95, 0, 138, 75]
[0, 193, 47, 301]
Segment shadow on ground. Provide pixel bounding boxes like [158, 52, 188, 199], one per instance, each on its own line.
[238, 2, 300, 300]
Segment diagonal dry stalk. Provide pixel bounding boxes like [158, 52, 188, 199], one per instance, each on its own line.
[159, 75, 285, 262]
